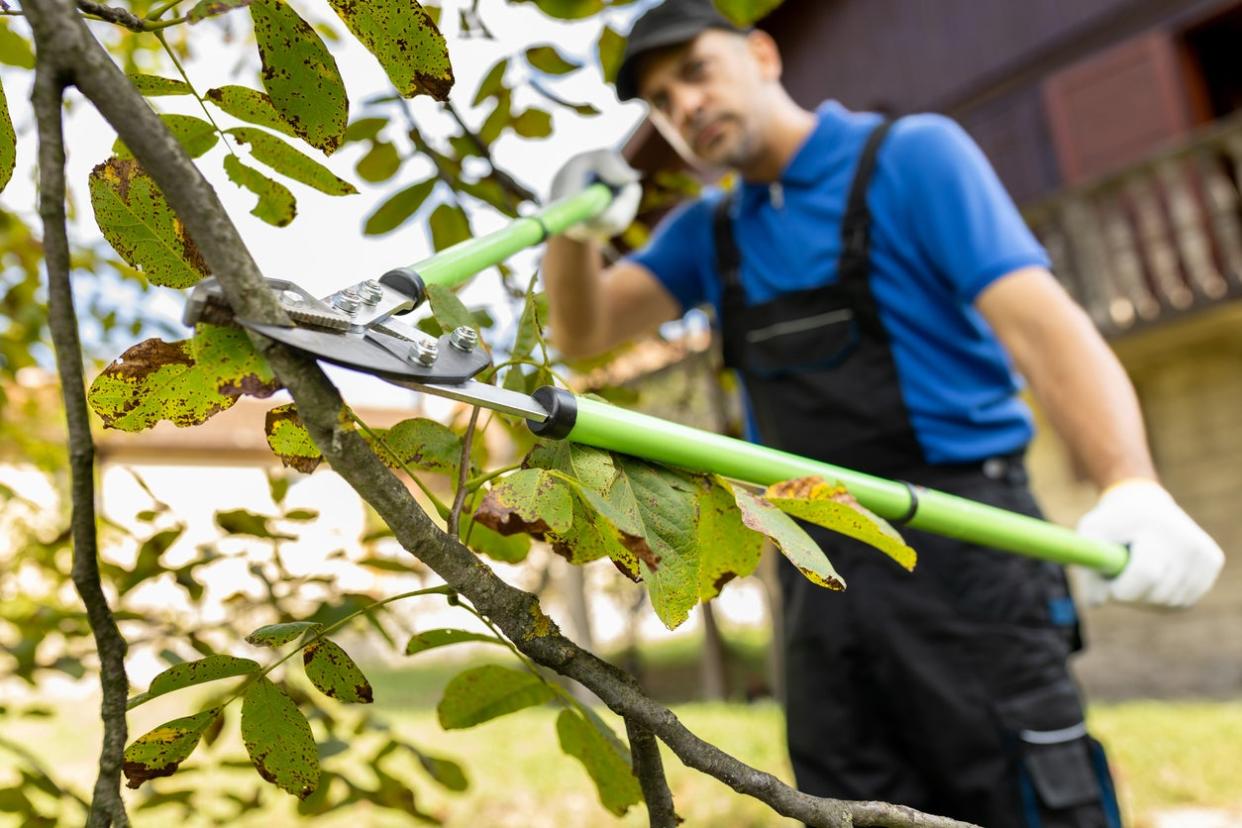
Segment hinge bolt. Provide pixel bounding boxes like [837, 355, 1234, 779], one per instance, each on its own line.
[449, 326, 478, 352]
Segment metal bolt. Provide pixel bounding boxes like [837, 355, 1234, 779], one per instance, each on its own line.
[449, 325, 478, 352]
[333, 292, 361, 314]
[409, 337, 438, 366]
[358, 279, 384, 305]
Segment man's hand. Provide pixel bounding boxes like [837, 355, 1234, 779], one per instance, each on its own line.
[549, 149, 642, 242]
[1077, 479, 1224, 608]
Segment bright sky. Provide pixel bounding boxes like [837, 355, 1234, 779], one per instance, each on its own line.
[0, 0, 658, 407]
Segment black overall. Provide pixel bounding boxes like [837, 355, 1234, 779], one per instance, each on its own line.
[713, 122, 1122, 828]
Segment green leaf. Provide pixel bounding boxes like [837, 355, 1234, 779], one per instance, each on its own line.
[726, 480, 845, 591]
[425, 282, 476, 338]
[265, 403, 323, 473]
[712, 0, 785, 26]
[764, 476, 916, 571]
[249, 0, 347, 154]
[114, 114, 219, 160]
[223, 154, 297, 227]
[87, 324, 279, 432]
[555, 708, 642, 816]
[122, 709, 219, 789]
[205, 85, 296, 137]
[437, 665, 556, 730]
[246, 621, 322, 647]
[127, 74, 192, 96]
[472, 57, 508, 107]
[344, 116, 387, 143]
[510, 284, 545, 362]
[302, 639, 373, 703]
[0, 20, 36, 69]
[355, 140, 400, 182]
[372, 416, 463, 474]
[525, 44, 580, 75]
[428, 202, 470, 251]
[241, 677, 320, 798]
[524, 0, 603, 20]
[88, 157, 209, 288]
[461, 518, 531, 563]
[227, 127, 357, 195]
[188, 0, 253, 23]
[0, 80, 12, 196]
[128, 655, 259, 710]
[413, 750, 467, 791]
[597, 25, 624, 85]
[285, 508, 318, 521]
[363, 178, 435, 236]
[216, 508, 295, 539]
[512, 108, 553, 139]
[405, 628, 504, 656]
[326, 0, 453, 100]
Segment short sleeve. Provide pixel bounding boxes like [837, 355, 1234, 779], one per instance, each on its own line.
[888, 115, 1050, 303]
[623, 196, 715, 313]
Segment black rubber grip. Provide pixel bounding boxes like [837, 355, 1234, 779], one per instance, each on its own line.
[528, 386, 577, 439]
[379, 267, 426, 307]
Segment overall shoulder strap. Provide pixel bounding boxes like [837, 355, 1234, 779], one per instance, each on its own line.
[838, 118, 896, 329]
[712, 191, 748, 366]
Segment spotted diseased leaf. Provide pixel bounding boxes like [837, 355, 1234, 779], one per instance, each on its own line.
[556, 708, 641, 816]
[525, 44, 580, 75]
[373, 416, 463, 474]
[123, 709, 219, 789]
[113, 114, 219, 160]
[363, 178, 435, 236]
[0, 80, 13, 195]
[188, 0, 253, 23]
[428, 202, 471, 251]
[246, 621, 323, 647]
[474, 468, 574, 537]
[128, 655, 259, 710]
[727, 480, 845, 591]
[227, 128, 357, 195]
[88, 324, 279, 432]
[437, 665, 555, 730]
[472, 57, 508, 107]
[206, 85, 296, 137]
[597, 25, 624, 85]
[126, 74, 192, 96]
[765, 476, 916, 571]
[241, 677, 320, 798]
[0, 20, 36, 69]
[425, 283, 476, 338]
[461, 517, 531, 563]
[265, 403, 323, 472]
[223, 154, 297, 227]
[302, 639, 373, 703]
[512, 108, 553, 139]
[713, 0, 785, 25]
[404, 628, 504, 656]
[88, 157, 209, 288]
[249, 0, 347, 154]
[326, 0, 453, 100]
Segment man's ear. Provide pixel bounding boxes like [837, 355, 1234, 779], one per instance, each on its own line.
[745, 29, 782, 82]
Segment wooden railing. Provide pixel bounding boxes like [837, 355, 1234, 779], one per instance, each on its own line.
[1024, 112, 1242, 337]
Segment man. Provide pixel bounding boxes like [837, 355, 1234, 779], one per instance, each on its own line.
[541, 2, 1225, 825]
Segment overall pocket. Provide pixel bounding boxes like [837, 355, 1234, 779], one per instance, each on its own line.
[742, 307, 859, 379]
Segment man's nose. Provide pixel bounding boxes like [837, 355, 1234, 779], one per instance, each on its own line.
[670, 86, 705, 131]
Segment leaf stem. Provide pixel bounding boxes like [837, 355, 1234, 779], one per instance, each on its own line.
[347, 411, 452, 520]
[154, 31, 236, 157]
[145, 0, 187, 20]
[447, 406, 480, 537]
[464, 461, 522, 493]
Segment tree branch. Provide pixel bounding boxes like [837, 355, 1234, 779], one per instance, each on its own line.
[31, 40, 130, 828]
[625, 716, 680, 828]
[444, 100, 537, 204]
[21, 4, 977, 826]
[76, 0, 142, 30]
[447, 405, 480, 538]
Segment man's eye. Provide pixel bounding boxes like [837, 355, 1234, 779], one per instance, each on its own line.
[684, 60, 706, 80]
[652, 93, 670, 113]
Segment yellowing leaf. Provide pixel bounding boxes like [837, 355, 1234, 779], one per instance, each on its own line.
[223, 154, 297, 227]
[726, 480, 845, 591]
[363, 178, 435, 236]
[556, 708, 641, 816]
[0, 80, 13, 195]
[764, 476, 916, 571]
[512, 108, 553, 139]
[227, 127, 357, 195]
[525, 44, 580, 75]
[436, 665, 555, 730]
[128, 655, 259, 710]
[302, 639, 372, 703]
[265, 403, 323, 473]
[249, 0, 347, 154]
[373, 416, 464, 474]
[246, 621, 323, 647]
[326, 0, 453, 100]
[188, 0, 253, 24]
[127, 74, 192, 96]
[596, 25, 624, 85]
[206, 85, 297, 137]
[88, 157, 209, 288]
[241, 678, 319, 799]
[123, 708, 219, 789]
[475, 468, 574, 537]
[0, 20, 36, 69]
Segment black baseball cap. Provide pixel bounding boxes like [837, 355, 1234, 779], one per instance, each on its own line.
[614, 0, 748, 102]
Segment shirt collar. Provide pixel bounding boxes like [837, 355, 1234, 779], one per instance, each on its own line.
[739, 100, 846, 202]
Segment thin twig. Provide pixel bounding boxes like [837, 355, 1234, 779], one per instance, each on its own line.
[32, 46, 130, 828]
[76, 0, 141, 30]
[447, 406, 480, 537]
[444, 100, 536, 204]
[625, 717, 681, 828]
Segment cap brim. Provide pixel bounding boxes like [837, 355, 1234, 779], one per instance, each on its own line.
[615, 20, 717, 102]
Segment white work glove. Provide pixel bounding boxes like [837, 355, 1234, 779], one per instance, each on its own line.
[548, 149, 642, 243]
[1077, 479, 1224, 608]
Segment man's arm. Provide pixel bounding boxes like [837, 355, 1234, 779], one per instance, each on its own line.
[975, 265, 1155, 489]
[543, 236, 682, 361]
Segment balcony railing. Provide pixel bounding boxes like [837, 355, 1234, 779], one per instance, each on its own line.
[1024, 112, 1242, 337]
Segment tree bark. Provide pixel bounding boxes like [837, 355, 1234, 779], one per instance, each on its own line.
[625, 717, 680, 828]
[31, 44, 130, 828]
[21, 3, 979, 826]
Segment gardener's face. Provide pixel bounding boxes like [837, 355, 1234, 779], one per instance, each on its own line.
[637, 30, 780, 170]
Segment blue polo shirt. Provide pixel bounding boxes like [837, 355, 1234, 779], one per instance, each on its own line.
[627, 101, 1050, 464]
